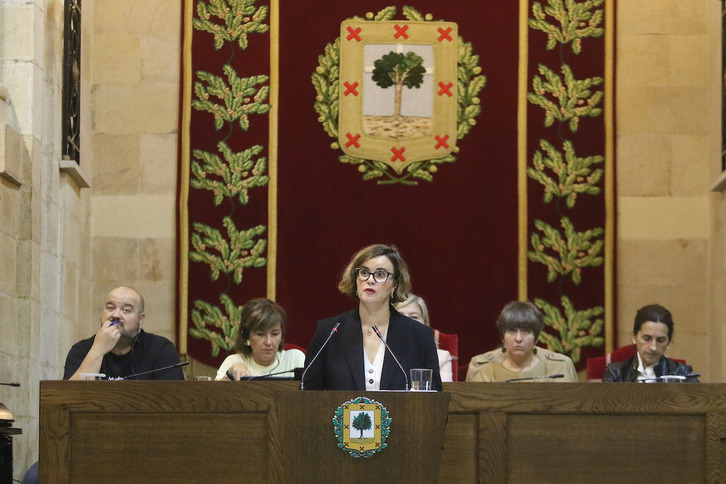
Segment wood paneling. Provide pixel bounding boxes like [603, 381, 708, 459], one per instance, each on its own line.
[40, 381, 726, 483]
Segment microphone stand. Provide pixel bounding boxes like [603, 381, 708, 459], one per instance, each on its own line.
[119, 361, 189, 380]
[299, 322, 340, 390]
[372, 325, 409, 390]
[637, 373, 700, 383]
[226, 368, 302, 381]
[505, 374, 564, 382]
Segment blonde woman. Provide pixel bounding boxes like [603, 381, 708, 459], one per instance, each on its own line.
[395, 294, 453, 382]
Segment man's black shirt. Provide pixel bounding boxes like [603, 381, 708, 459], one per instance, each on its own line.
[63, 329, 184, 380]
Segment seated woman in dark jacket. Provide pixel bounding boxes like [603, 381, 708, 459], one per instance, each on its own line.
[604, 304, 698, 382]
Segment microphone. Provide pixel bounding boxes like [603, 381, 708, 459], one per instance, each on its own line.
[226, 368, 303, 381]
[117, 361, 189, 380]
[638, 373, 700, 383]
[505, 374, 565, 382]
[299, 322, 340, 390]
[372, 325, 409, 390]
[0, 382, 20, 387]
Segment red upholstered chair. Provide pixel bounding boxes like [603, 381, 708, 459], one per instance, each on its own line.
[587, 344, 636, 381]
[586, 344, 686, 381]
[432, 329, 459, 381]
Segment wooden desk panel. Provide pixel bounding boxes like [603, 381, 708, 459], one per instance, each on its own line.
[40, 381, 726, 483]
[508, 414, 703, 483]
[70, 413, 268, 483]
[440, 382, 726, 483]
[40, 381, 285, 483]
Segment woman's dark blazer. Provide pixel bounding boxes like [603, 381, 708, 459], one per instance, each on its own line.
[302, 307, 443, 391]
[603, 355, 698, 382]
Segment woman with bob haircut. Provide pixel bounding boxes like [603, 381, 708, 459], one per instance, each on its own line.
[215, 298, 304, 380]
[302, 244, 442, 391]
[603, 304, 698, 382]
[466, 301, 577, 382]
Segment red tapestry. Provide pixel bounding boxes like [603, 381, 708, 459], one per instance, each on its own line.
[177, 0, 615, 374]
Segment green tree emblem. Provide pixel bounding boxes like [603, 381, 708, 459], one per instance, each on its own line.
[312, 5, 486, 184]
[371, 51, 425, 121]
[352, 412, 373, 439]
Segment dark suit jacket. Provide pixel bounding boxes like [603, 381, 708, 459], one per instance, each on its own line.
[302, 307, 443, 391]
[603, 355, 698, 382]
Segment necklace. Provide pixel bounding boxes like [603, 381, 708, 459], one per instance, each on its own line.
[366, 329, 372, 336]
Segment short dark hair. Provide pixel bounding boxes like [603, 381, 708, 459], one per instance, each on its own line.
[496, 301, 544, 340]
[234, 298, 286, 355]
[337, 244, 412, 304]
[633, 304, 674, 341]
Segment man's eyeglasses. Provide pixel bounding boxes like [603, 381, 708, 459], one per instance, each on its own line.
[355, 267, 393, 284]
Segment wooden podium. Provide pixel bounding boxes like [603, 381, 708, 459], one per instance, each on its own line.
[39, 381, 449, 483]
[278, 390, 449, 483]
[41, 381, 726, 483]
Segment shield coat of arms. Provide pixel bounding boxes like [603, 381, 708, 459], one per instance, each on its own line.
[333, 396, 391, 458]
[338, 20, 458, 175]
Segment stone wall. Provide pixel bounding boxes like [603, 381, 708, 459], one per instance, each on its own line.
[87, 0, 180, 344]
[0, 0, 92, 478]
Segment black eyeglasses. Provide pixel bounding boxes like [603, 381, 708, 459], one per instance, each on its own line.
[355, 267, 393, 283]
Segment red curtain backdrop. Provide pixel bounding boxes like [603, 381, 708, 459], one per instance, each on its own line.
[178, 0, 615, 374]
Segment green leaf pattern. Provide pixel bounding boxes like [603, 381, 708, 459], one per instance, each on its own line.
[188, 0, 271, 356]
[527, 0, 607, 362]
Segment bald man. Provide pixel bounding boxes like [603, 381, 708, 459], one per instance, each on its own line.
[63, 286, 184, 380]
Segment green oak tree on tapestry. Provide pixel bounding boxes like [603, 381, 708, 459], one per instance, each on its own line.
[193, 0, 270, 50]
[527, 63, 603, 133]
[527, 139, 603, 208]
[191, 142, 269, 206]
[371, 51, 425, 121]
[536, 296, 604, 364]
[312, 5, 486, 185]
[189, 294, 245, 357]
[352, 412, 373, 439]
[193, 67, 270, 131]
[529, 0, 605, 55]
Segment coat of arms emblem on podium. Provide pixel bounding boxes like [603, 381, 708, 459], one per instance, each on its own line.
[333, 396, 391, 458]
[313, 6, 486, 185]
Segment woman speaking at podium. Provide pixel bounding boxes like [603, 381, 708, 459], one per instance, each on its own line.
[302, 244, 442, 391]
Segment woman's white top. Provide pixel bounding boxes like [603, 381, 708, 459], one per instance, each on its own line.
[215, 349, 305, 380]
[635, 352, 657, 382]
[438, 349, 454, 382]
[364, 336, 387, 391]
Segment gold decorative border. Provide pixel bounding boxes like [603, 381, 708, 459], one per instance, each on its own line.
[267, 0, 280, 300]
[179, 0, 195, 354]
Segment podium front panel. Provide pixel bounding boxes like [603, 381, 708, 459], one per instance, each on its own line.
[278, 391, 450, 484]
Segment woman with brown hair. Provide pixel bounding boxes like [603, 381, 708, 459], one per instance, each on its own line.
[302, 244, 441, 391]
[466, 301, 577, 382]
[215, 298, 304, 380]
